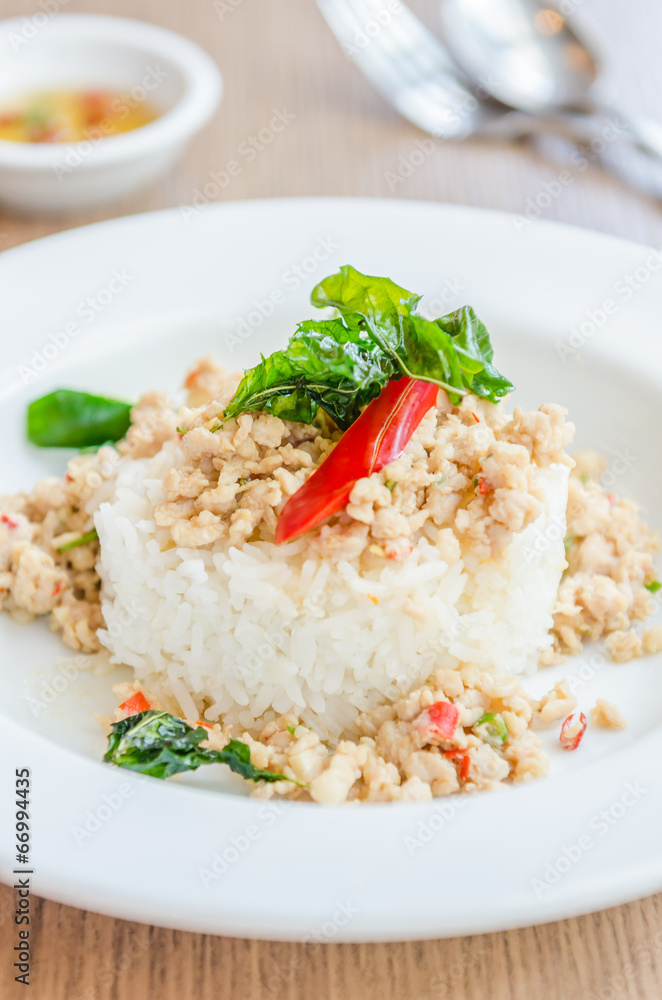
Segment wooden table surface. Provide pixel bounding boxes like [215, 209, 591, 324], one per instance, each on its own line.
[2, 1, 662, 997]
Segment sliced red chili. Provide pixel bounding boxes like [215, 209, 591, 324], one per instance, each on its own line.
[118, 691, 151, 715]
[444, 748, 472, 781]
[424, 701, 461, 739]
[560, 712, 587, 751]
[477, 476, 491, 496]
[276, 378, 439, 544]
[1, 514, 18, 530]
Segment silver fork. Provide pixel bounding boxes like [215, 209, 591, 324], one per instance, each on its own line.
[316, 0, 610, 145]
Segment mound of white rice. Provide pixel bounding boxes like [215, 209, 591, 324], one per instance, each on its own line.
[95, 443, 569, 739]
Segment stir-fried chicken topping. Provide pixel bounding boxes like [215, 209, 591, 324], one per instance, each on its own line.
[549, 451, 659, 661]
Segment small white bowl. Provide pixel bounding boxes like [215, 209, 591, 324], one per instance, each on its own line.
[0, 14, 222, 214]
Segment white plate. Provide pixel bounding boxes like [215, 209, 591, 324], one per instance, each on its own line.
[1, 198, 661, 941]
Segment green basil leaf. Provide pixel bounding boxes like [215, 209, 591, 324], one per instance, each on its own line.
[217, 738, 290, 783]
[436, 305, 494, 364]
[407, 314, 465, 405]
[436, 306, 515, 401]
[311, 265, 420, 360]
[312, 267, 513, 404]
[27, 389, 132, 448]
[104, 710, 294, 784]
[224, 317, 395, 429]
[469, 360, 516, 401]
[224, 266, 515, 426]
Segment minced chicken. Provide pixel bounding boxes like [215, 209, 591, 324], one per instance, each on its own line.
[1, 360, 659, 804]
[548, 450, 660, 662]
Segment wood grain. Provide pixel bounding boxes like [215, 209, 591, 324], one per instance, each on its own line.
[2, 881, 662, 1000]
[1, 0, 662, 997]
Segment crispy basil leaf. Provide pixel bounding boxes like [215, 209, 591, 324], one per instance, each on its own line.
[311, 266, 427, 382]
[311, 265, 420, 355]
[435, 304, 494, 363]
[312, 267, 513, 404]
[435, 306, 515, 400]
[224, 317, 395, 429]
[104, 710, 293, 783]
[224, 266, 514, 426]
[469, 360, 516, 401]
[407, 314, 465, 404]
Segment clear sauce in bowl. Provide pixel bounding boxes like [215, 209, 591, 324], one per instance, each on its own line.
[0, 90, 159, 143]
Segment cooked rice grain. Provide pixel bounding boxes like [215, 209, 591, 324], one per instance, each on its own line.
[96, 442, 569, 739]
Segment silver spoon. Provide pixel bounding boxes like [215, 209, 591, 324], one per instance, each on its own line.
[315, 0, 617, 145]
[438, 0, 662, 165]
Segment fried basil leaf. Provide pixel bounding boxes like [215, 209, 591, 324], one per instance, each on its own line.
[104, 710, 293, 783]
[224, 317, 395, 429]
[435, 306, 515, 400]
[224, 266, 514, 426]
[312, 267, 513, 404]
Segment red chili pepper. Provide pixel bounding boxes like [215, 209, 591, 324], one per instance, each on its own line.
[1, 514, 18, 530]
[477, 476, 491, 496]
[423, 701, 461, 739]
[118, 691, 151, 715]
[51, 580, 64, 597]
[275, 378, 439, 544]
[444, 748, 472, 781]
[471, 411, 479, 423]
[196, 719, 213, 730]
[560, 712, 587, 751]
